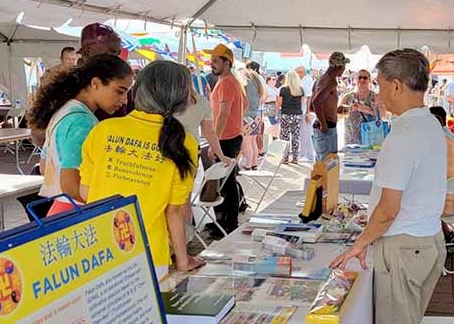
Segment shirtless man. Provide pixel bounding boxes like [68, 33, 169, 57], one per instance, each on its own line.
[311, 52, 350, 161]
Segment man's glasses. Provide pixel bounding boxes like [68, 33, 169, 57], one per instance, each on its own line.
[358, 76, 369, 80]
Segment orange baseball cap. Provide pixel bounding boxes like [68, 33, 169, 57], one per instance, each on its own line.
[204, 44, 234, 64]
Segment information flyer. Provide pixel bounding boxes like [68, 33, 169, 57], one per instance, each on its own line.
[0, 200, 165, 323]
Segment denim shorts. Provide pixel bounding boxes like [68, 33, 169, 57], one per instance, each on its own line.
[312, 128, 338, 161]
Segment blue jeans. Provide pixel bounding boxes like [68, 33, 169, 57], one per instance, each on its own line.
[312, 127, 338, 161]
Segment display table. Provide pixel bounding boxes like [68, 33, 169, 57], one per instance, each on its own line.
[161, 216, 373, 323]
[0, 174, 43, 230]
[0, 128, 32, 174]
[217, 224, 374, 324]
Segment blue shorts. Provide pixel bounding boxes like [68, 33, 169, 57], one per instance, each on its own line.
[312, 127, 338, 161]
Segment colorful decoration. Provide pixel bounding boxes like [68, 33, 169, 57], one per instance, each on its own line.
[447, 117, 454, 135]
[138, 37, 161, 46]
[135, 49, 159, 61]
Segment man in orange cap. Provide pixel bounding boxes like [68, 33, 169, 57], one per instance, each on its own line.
[205, 44, 248, 234]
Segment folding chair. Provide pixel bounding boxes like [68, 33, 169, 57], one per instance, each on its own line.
[191, 160, 236, 248]
[2, 108, 27, 155]
[443, 178, 454, 275]
[27, 144, 42, 164]
[6, 107, 27, 128]
[239, 139, 289, 212]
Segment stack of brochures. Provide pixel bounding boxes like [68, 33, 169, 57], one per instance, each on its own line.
[232, 255, 292, 277]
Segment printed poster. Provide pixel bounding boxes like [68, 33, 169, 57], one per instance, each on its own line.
[0, 200, 165, 323]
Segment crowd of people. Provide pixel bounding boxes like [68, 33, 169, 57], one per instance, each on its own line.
[13, 20, 454, 324]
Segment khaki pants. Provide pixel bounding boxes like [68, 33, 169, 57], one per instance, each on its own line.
[374, 231, 446, 324]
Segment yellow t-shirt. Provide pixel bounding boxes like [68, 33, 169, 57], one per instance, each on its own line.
[79, 110, 197, 266]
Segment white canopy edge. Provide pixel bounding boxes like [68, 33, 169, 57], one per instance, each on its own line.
[3, 1, 453, 54]
[27, 0, 175, 26]
[219, 25, 454, 54]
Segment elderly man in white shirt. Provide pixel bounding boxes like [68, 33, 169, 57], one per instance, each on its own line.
[330, 48, 447, 324]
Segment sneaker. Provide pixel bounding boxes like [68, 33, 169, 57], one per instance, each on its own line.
[291, 160, 299, 165]
[283, 159, 289, 165]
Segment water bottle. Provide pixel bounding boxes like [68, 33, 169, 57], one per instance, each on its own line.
[15, 99, 21, 109]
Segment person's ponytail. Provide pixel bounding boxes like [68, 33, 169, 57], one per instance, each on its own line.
[134, 61, 196, 180]
[159, 115, 194, 180]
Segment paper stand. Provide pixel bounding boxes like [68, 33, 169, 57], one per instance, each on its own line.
[0, 194, 167, 323]
[300, 154, 340, 221]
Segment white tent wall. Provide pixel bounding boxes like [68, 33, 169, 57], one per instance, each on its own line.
[0, 43, 24, 103]
[0, 41, 78, 103]
[0, 23, 79, 103]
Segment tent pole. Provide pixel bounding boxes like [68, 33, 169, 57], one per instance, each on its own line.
[190, 28, 204, 96]
[7, 25, 19, 43]
[0, 31, 7, 42]
[29, 0, 176, 27]
[178, 25, 188, 64]
[7, 44, 14, 103]
[188, 0, 220, 26]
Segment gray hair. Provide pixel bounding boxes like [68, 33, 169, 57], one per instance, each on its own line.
[134, 60, 191, 116]
[376, 48, 429, 92]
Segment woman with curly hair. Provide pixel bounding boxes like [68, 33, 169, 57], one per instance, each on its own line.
[27, 54, 133, 216]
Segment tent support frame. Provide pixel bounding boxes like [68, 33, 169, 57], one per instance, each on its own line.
[30, 0, 176, 26]
[188, 0, 220, 26]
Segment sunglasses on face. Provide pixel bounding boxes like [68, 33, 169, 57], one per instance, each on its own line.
[358, 76, 369, 80]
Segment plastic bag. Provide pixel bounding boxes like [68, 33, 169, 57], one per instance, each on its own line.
[306, 270, 357, 324]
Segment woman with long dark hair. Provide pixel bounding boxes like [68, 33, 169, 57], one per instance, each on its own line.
[79, 61, 206, 273]
[27, 54, 133, 215]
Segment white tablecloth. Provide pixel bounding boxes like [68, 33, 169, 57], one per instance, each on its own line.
[204, 224, 373, 324]
[0, 174, 43, 230]
[0, 174, 43, 198]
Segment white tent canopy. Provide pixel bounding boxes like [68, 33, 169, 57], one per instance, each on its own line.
[201, 0, 454, 53]
[1, 0, 454, 54]
[1, 0, 454, 101]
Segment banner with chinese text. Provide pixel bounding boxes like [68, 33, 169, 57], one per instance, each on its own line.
[0, 195, 166, 323]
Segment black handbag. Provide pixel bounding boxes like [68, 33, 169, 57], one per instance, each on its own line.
[442, 220, 454, 254]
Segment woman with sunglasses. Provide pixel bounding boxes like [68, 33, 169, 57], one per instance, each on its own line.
[339, 69, 379, 144]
